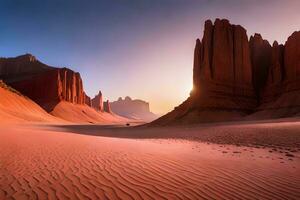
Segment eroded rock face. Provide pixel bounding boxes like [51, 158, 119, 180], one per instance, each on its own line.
[91, 91, 103, 111]
[256, 31, 300, 116]
[158, 18, 258, 125]
[259, 41, 285, 105]
[249, 34, 272, 98]
[191, 19, 256, 111]
[103, 100, 111, 113]
[0, 54, 86, 111]
[284, 31, 300, 84]
[0, 54, 53, 81]
[84, 92, 92, 107]
[152, 19, 300, 125]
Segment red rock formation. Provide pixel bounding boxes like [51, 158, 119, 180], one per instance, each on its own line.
[103, 100, 111, 113]
[192, 19, 256, 110]
[259, 41, 285, 105]
[91, 91, 103, 111]
[268, 41, 285, 85]
[153, 19, 257, 125]
[0, 54, 86, 111]
[58, 68, 84, 104]
[249, 34, 272, 98]
[84, 92, 92, 107]
[284, 31, 300, 85]
[260, 32, 300, 99]
[0, 54, 53, 81]
[254, 31, 300, 117]
[154, 20, 300, 125]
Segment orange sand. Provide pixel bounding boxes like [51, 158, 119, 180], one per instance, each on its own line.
[0, 86, 64, 124]
[1, 124, 299, 199]
[0, 85, 129, 124]
[50, 101, 128, 124]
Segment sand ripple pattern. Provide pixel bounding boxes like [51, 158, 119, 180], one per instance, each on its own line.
[0, 127, 300, 200]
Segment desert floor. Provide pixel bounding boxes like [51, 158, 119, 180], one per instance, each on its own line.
[1, 120, 300, 200]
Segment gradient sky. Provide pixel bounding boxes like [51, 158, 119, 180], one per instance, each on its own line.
[0, 0, 299, 114]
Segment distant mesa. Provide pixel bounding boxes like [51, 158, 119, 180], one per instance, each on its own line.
[110, 97, 158, 122]
[152, 18, 300, 125]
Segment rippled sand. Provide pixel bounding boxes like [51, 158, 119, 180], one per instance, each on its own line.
[0, 125, 299, 200]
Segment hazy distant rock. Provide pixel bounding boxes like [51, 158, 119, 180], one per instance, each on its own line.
[91, 91, 103, 111]
[110, 97, 157, 122]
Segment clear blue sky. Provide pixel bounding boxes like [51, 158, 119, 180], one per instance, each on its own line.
[0, 0, 299, 114]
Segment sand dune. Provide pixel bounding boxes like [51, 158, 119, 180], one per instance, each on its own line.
[50, 101, 128, 124]
[0, 125, 299, 200]
[0, 82, 64, 124]
[0, 81, 129, 124]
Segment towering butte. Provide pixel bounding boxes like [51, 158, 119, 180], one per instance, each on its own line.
[0, 54, 88, 111]
[91, 91, 103, 111]
[152, 19, 300, 125]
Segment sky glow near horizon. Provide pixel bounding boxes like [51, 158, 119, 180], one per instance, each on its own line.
[0, 0, 299, 114]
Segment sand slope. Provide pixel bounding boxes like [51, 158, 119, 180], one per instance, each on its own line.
[0, 82, 63, 124]
[0, 81, 128, 124]
[0, 125, 299, 200]
[50, 101, 128, 124]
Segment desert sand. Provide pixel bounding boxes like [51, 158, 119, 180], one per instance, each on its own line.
[0, 82, 129, 125]
[1, 120, 299, 200]
[0, 83, 64, 124]
[50, 101, 128, 124]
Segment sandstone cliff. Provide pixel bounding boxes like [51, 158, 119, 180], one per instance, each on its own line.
[249, 34, 272, 99]
[0, 54, 86, 111]
[152, 19, 300, 125]
[192, 19, 256, 110]
[84, 92, 92, 107]
[250, 31, 300, 118]
[155, 19, 256, 125]
[91, 91, 103, 111]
